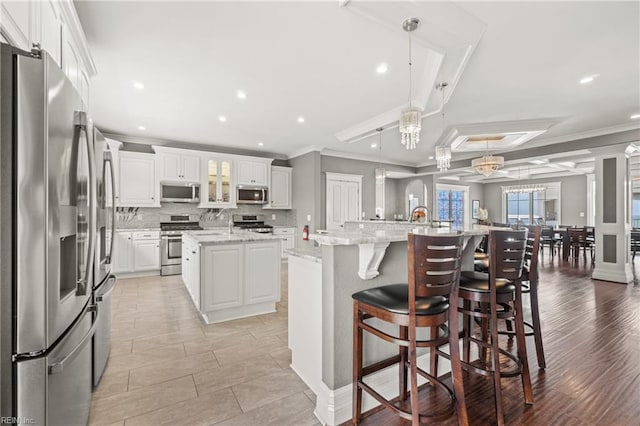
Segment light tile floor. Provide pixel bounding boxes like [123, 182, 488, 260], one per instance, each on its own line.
[89, 266, 319, 426]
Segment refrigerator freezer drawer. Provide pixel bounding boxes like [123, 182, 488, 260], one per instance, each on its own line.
[16, 312, 93, 426]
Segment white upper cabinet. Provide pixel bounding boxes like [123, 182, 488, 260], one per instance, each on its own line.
[0, 1, 36, 51]
[200, 156, 235, 208]
[118, 152, 159, 207]
[1, 0, 95, 107]
[237, 159, 271, 186]
[39, 0, 61, 66]
[154, 147, 201, 182]
[267, 166, 292, 209]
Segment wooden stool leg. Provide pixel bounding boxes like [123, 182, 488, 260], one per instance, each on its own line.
[352, 302, 363, 425]
[462, 299, 471, 363]
[408, 320, 420, 426]
[448, 295, 469, 426]
[514, 290, 534, 404]
[430, 326, 438, 379]
[480, 303, 489, 365]
[529, 283, 546, 369]
[399, 325, 408, 401]
[489, 300, 505, 426]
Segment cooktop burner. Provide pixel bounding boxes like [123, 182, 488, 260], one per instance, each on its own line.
[160, 221, 203, 232]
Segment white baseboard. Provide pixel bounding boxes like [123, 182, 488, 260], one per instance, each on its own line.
[312, 353, 436, 426]
[115, 270, 160, 279]
[592, 263, 633, 283]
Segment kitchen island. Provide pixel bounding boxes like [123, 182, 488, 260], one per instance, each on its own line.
[182, 230, 282, 324]
[288, 226, 497, 425]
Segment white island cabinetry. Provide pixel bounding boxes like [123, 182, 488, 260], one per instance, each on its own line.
[182, 231, 281, 324]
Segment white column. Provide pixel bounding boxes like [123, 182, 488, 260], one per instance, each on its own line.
[591, 147, 633, 283]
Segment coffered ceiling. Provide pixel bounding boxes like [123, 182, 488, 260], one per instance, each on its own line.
[75, 1, 640, 169]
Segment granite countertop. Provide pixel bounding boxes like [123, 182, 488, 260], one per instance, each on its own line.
[310, 226, 498, 246]
[115, 227, 161, 232]
[285, 247, 322, 263]
[183, 230, 284, 244]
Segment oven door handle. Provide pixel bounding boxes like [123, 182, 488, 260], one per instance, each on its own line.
[162, 237, 183, 243]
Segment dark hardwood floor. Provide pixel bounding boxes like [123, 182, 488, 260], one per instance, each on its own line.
[347, 254, 640, 425]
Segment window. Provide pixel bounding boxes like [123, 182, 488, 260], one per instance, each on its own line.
[502, 182, 561, 227]
[437, 188, 465, 227]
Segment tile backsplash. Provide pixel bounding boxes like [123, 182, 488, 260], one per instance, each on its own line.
[116, 203, 296, 229]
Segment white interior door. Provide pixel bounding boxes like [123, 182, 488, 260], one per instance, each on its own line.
[326, 173, 362, 231]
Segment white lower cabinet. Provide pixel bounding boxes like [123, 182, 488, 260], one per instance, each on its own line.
[186, 237, 281, 324]
[273, 227, 296, 259]
[133, 239, 160, 271]
[244, 242, 280, 304]
[182, 238, 201, 308]
[112, 231, 133, 273]
[201, 244, 243, 312]
[112, 230, 160, 274]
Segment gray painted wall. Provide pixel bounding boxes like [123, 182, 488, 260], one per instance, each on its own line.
[483, 174, 588, 226]
[290, 151, 322, 248]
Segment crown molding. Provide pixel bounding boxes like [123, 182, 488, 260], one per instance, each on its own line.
[286, 145, 323, 160]
[319, 149, 417, 169]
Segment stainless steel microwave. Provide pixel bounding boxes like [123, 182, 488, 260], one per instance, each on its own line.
[160, 182, 200, 203]
[237, 185, 268, 204]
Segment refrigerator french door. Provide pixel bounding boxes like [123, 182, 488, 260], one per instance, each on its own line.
[0, 44, 99, 425]
[93, 128, 117, 386]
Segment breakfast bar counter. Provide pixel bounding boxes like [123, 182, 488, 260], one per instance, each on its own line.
[288, 225, 499, 425]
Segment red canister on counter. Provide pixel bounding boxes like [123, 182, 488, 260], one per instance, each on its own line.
[302, 225, 309, 240]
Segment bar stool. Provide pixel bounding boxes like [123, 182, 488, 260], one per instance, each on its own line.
[458, 229, 533, 426]
[501, 225, 546, 369]
[352, 234, 468, 426]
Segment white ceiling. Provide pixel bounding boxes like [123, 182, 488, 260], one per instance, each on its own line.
[75, 1, 640, 168]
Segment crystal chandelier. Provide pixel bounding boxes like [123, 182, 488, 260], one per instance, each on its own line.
[436, 146, 451, 171]
[435, 82, 450, 171]
[374, 128, 386, 183]
[472, 138, 504, 177]
[399, 18, 421, 150]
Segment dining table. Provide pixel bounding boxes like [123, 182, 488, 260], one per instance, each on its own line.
[554, 227, 571, 261]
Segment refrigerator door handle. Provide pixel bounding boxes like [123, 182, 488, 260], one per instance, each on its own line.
[74, 111, 96, 295]
[104, 151, 116, 264]
[96, 275, 117, 302]
[48, 303, 98, 375]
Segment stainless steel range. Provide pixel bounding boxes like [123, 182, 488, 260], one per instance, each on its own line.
[160, 215, 202, 276]
[233, 214, 274, 234]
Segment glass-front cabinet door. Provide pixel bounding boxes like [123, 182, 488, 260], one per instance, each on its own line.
[202, 157, 234, 207]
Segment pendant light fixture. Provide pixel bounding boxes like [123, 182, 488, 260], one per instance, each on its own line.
[435, 81, 451, 171]
[374, 127, 386, 183]
[399, 18, 421, 150]
[471, 137, 505, 177]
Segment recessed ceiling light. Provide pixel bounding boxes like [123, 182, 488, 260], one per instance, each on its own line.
[237, 90, 247, 100]
[218, 115, 227, 122]
[138, 125, 146, 131]
[376, 63, 388, 74]
[370, 143, 377, 148]
[132, 80, 144, 90]
[428, 156, 434, 160]
[297, 117, 305, 124]
[631, 113, 640, 120]
[257, 142, 264, 146]
[579, 74, 599, 84]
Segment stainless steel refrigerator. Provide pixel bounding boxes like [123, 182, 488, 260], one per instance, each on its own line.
[0, 42, 111, 425]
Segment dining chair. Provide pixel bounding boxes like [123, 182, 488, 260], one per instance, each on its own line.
[538, 226, 557, 258]
[631, 231, 640, 261]
[352, 233, 468, 426]
[458, 229, 533, 426]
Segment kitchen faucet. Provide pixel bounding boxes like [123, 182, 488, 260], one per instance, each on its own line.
[215, 208, 233, 234]
[409, 205, 432, 225]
